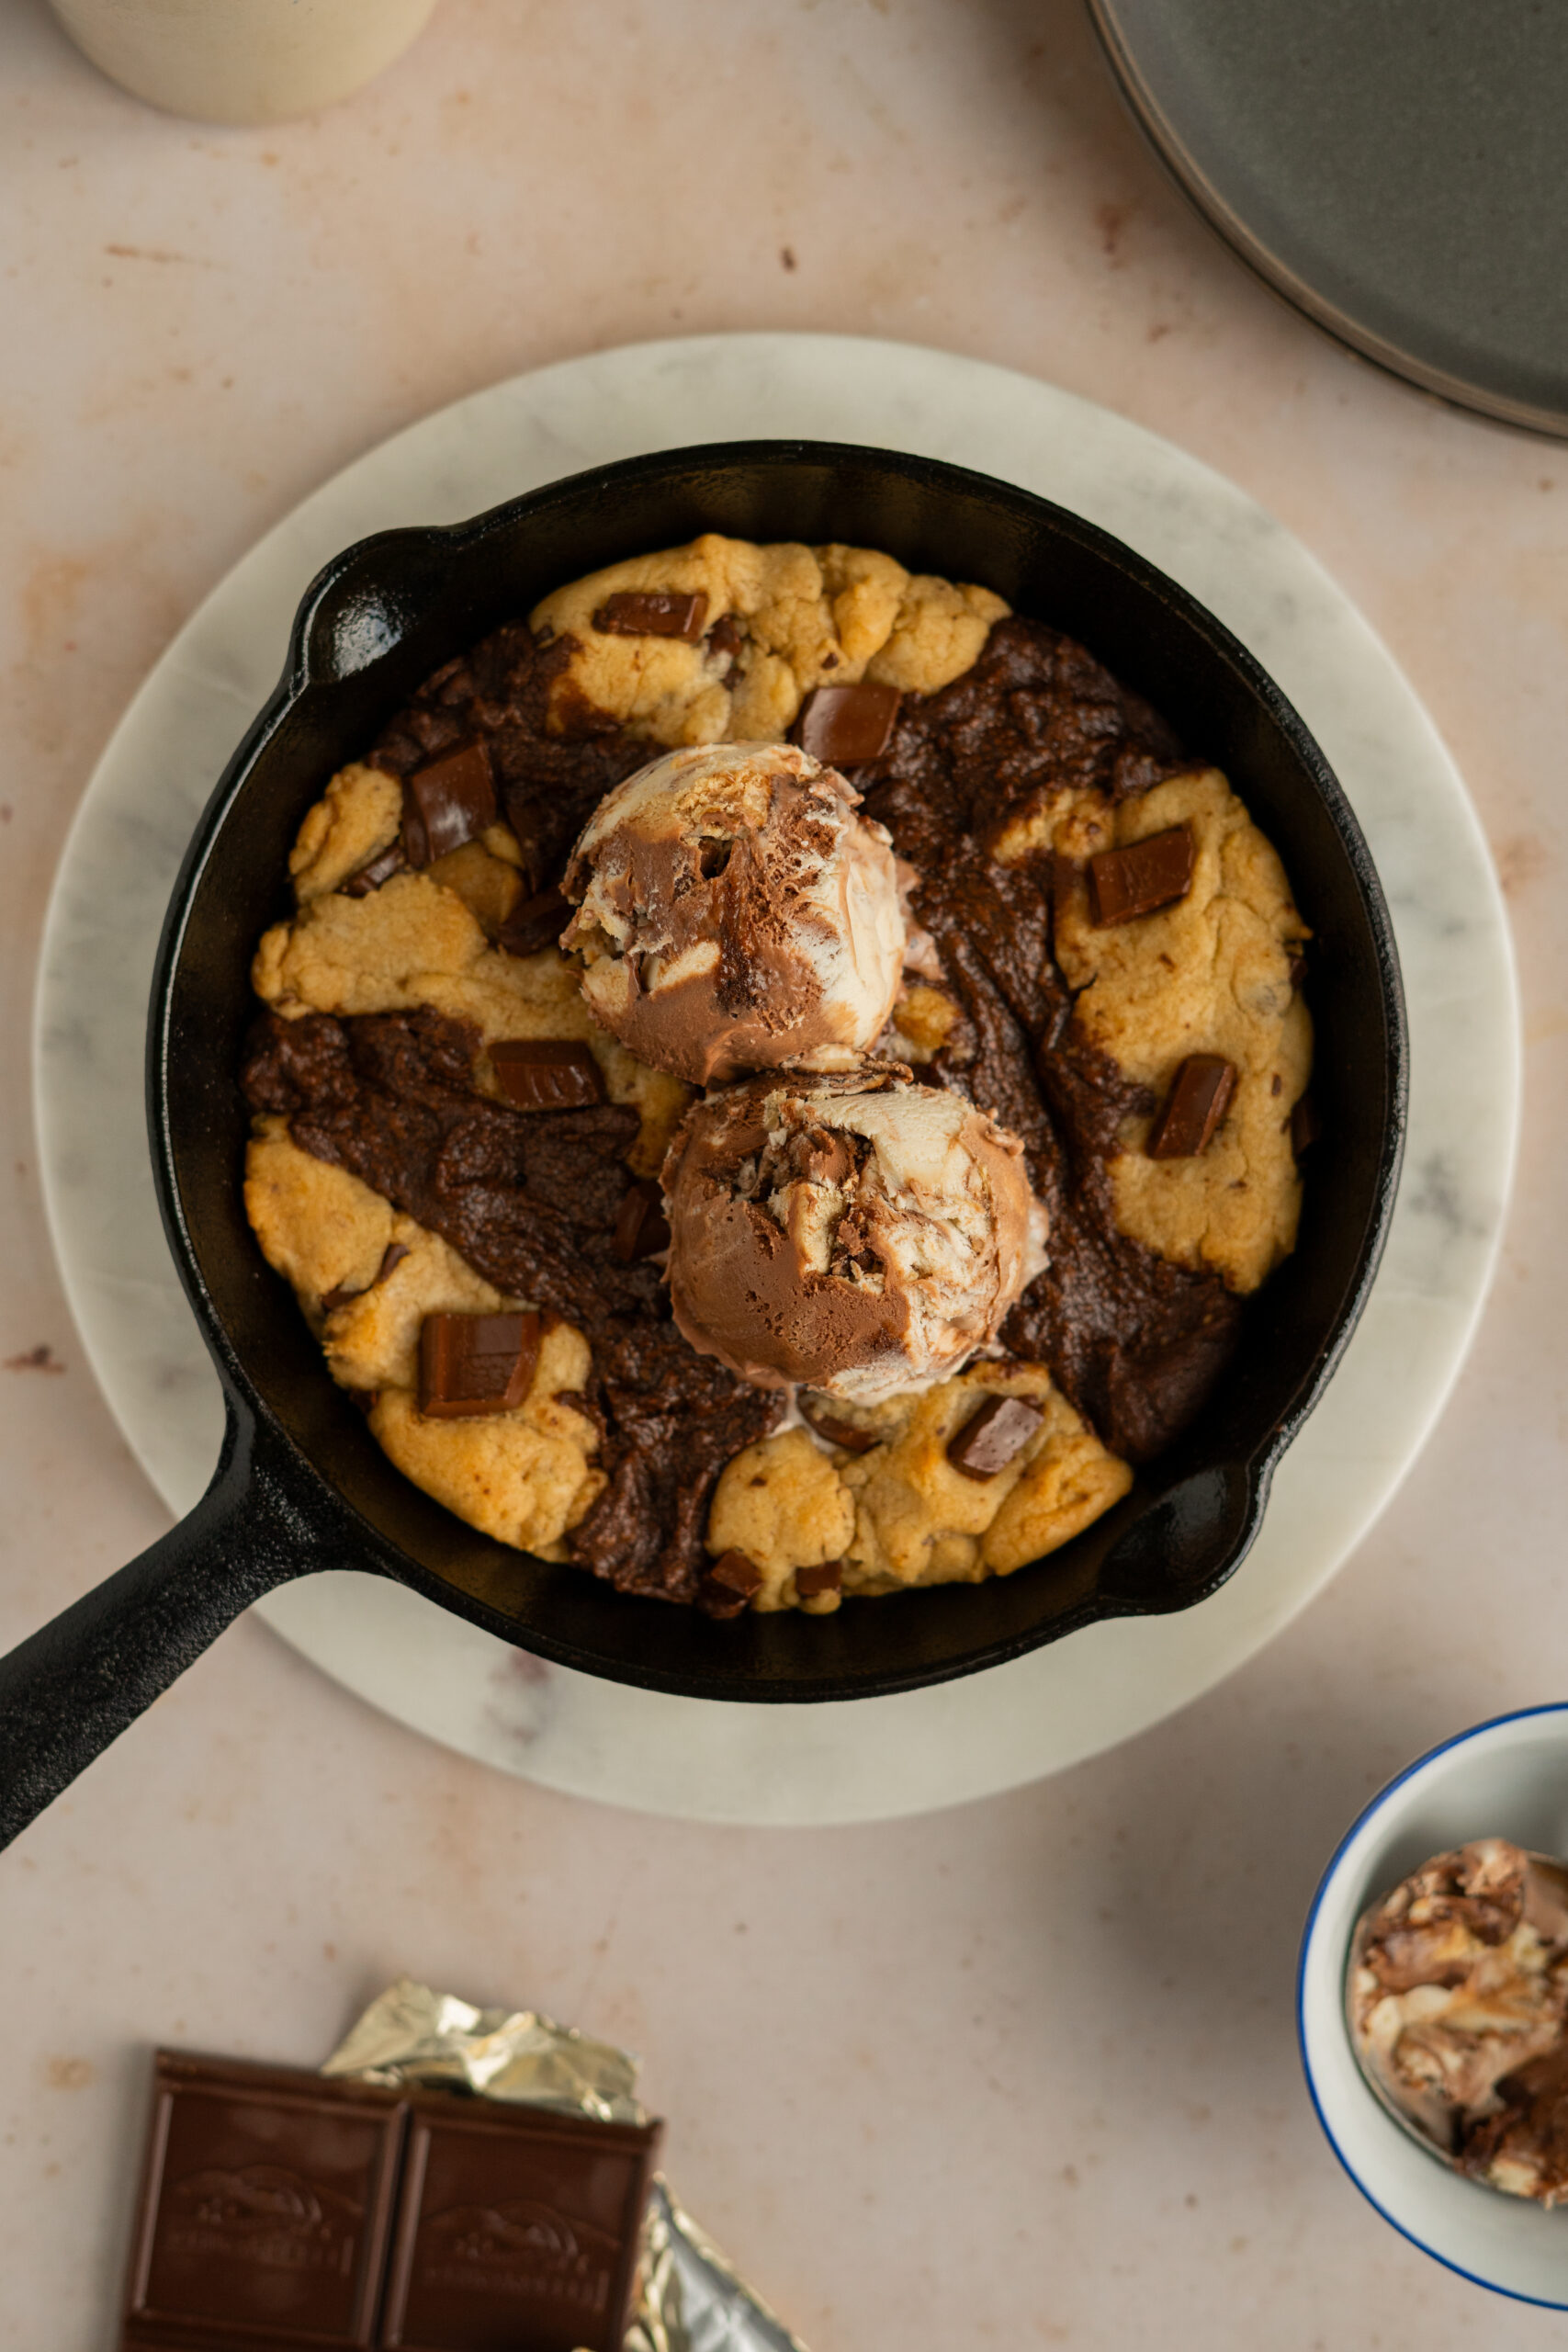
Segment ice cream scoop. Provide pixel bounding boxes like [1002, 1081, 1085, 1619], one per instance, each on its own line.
[1348, 1838, 1568, 2202]
[560, 741, 907, 1086]
[662, 1064, 1047, 1403]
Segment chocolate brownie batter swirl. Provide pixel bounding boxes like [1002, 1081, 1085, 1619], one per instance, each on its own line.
[243, 1001, 782, 1600]
[852, 619, 1245, 1461]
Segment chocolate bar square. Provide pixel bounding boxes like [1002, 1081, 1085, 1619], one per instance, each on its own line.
[489, 1039, 606, 1111]
[122, 2052, 406, 2350]
[418, 1312, 541, 1419]
[379, 2098, 662, 2352]
[400, 743, 497, 867]
[592, 589, 709, 640]
[790, 682, 901, 765]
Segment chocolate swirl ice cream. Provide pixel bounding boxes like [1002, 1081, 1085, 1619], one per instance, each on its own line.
[561, 742, 908, 1085]
[663, 1065, 1046, 1401]
[1349, 1838, 1568, 2204]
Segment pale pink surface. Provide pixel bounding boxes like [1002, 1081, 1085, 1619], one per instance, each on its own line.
[1, 1, 1563, 2343]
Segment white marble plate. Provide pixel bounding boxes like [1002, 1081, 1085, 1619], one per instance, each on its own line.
[32, 334, 1517, 1825]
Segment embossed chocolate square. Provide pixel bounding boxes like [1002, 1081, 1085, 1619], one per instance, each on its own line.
[379, 2097, 662, 2351]
[121, 2052, 406, 2349]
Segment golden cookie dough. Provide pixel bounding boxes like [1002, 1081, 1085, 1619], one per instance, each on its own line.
[254, 854, 691, 1181]
[288, 763, 402, 902]
[705, 1368, 1132, 1605]
[705, 1426, 858, 1614]
[530, 533, 1009, 750]
[322, 1223, 509, 1394]
[877, 979, 966, 1067]
[1052, 767, 1311, 1293]
[246, 1118, 602, 1558]
[369, 1314, 603, 1559]
[840, 1366, 1132, 1589]
[244, 1118, 395, 1315]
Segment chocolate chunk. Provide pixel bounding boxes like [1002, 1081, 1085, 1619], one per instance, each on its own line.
[401, 741, 497, 867]
[612, 1179, 671, 1264]
[795, 1560, 842, 1599]
[1146, 1055, 1237, 1159]
[498, 883, 570, 957]
[791, 682, 902, 764]
[1087, 826, 1194, 925]
[121, 2051, 405, 2352]
[383, 2094, 661, 2352]
[946, 1393, 1044, 1480]
[698, 1548, 763, 1619]
[320, 1240, 411, 1313]
[592, 589, 709, 641]
[418, 1310, 540, 1419]
[342, 840, 408, 898]
[1291, 1091, 1321, 1156]
[799, 1395, 878, 1453]
[490, 1039, 605, 1111]
[705, 613, 745, 669]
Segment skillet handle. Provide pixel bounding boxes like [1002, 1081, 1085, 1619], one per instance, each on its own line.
[0, 1403, 331, 1852]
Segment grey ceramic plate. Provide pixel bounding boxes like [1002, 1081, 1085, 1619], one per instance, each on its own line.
[1089, 0, 1568, 438]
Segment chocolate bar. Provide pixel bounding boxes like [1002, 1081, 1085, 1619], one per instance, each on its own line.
[592, 589, 709, 640]
[946, 1394, 1043, 1481]
[698, 1550, 763, 1619]
[791, 682, 901, 764]
[418, 1312, 540, 1419]
[401, 743, 497, 867]
[121, 2052, 406, 2350]
[121, 2051, 662, 2352]
[1087, 826, 1194, 926]
[705, 613, 745, 670]
[489, 1039, 606, 1111]
[612, 1179, 671, 1264]
[794, 1561, 842, 1599]
[344, 841, 409, 898]
[382, 2094, 660, 2351]
[1146, 1055, 1236, 1159]
[798, 1396, 878, 1454]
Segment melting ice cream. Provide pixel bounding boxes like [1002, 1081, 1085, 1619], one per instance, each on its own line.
[662, 1063, 1048, 1403]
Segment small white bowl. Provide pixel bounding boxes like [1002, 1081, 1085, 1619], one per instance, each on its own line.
[1299, 1702, 1568, 2306]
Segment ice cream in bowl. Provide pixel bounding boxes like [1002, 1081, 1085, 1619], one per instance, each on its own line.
[1300, 1704, 1568, 2306]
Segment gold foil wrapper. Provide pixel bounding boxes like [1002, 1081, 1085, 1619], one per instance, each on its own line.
[323, 1979, 808, 2352]
[321, 1975, 643, 2121]
[630, 2178, 807, 2352]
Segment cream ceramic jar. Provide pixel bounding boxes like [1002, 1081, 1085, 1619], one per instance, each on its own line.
[49, 0, 438, 126]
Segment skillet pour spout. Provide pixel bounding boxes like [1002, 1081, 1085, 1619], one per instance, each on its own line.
[0, 441, 1407, 1849]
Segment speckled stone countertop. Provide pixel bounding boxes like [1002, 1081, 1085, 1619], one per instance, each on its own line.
[2, 2, 1563, 2344]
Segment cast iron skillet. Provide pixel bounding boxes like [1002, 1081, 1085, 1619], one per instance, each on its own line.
[0, 443, 1407, 1848]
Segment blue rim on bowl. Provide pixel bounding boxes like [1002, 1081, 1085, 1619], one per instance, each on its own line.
[1298, 1702, 1568, 2308]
